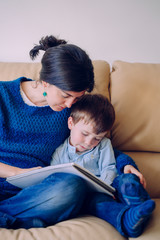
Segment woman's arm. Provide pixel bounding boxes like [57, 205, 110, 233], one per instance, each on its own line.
[0, 162, 41, 178]
[114, 149, 146, 188]
[124, 164, 146, 188]
[114, 148, 139, 174]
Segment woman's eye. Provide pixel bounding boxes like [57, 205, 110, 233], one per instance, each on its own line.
[62, 95, 69, 99]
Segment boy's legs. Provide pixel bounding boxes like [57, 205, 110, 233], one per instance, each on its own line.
[83, 192, 128, 236]
[112, 173, 151, 206]
[84, 192, 155, 238]
[0, 173, 87, 229]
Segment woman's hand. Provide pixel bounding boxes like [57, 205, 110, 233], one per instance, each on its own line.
[14, 166, 42, 176]
[0, 162, 42, 178]
[123, 165, 147, 189]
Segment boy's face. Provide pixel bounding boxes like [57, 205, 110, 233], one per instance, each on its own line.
[68, 117, 107, 152]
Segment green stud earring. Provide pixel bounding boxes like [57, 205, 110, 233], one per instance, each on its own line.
[43, 92, 47, 97]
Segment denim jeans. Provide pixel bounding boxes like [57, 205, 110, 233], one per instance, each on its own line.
[0, 172, 150, 235]
[83, 173, 151, 237]
[0, 173, 87, 228]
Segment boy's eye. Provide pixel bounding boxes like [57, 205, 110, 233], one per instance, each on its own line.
[95, 138, 102, 142]
[82, 132, 88, 136]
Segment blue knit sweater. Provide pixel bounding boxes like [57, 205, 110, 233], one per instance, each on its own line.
[0, 77, 71, 198]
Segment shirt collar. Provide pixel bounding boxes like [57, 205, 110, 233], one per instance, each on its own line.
[67, 137, 94, 156]
[67, 138, 77, 154]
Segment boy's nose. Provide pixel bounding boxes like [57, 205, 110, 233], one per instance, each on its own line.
[85, 138, 93, 147]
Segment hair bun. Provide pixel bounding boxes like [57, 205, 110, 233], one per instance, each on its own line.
[30, 35, 67, 60]
[39, 35, 67, 50]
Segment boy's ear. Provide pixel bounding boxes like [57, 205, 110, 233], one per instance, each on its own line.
[68, 116, 74, 130]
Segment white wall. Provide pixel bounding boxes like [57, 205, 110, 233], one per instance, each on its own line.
[0, 0, 160, 65]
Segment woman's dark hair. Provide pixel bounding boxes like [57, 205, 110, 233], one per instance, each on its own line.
[70, 94, 115, 134]
[29, 35, 94, 92]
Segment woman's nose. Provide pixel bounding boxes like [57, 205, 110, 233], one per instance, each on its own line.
[65, 98, 76, 108]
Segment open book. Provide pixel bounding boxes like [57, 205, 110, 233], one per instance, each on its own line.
[6, 163, 115, 197]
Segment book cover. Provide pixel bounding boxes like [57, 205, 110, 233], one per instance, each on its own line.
[6, 163, 115, 196]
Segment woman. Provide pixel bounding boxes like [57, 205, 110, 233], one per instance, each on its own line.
[0, 35, 94, 228]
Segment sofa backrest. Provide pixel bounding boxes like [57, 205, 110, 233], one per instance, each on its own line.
[110, 61, 160, 198]
[0, 60, 110, 99]
[0, 62, 41, 82]
[1, 60, 160, 198]
[110, 60, 160, 152]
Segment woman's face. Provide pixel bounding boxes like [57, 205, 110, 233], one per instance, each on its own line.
[43, 83, 85, 111]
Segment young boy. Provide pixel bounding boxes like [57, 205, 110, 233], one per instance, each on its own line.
[51, 93, 117, 185]
[51, 94, 155, 238]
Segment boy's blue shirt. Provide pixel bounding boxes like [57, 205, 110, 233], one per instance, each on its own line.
[51, 137, 118, 185]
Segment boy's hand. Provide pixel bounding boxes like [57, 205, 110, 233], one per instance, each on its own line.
[123, 165, 147, 189]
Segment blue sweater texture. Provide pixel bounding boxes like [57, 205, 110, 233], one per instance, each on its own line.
[0, 78, 70, 197]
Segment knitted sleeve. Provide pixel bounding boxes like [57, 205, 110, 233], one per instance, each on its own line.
[113, 148, 139, 175]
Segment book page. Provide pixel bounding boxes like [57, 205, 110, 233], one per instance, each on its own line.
[6, 163, 115, 196]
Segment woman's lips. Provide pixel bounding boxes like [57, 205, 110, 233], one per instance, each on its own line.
[58, 105, 64, 110]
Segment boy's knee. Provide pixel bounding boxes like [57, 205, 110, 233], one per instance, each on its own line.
[62, 174, 87, 201]
[113, 173, 140, 188]
[120, 173, 140, 183]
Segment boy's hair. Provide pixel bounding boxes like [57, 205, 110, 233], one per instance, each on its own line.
[70, 94, 115, 134]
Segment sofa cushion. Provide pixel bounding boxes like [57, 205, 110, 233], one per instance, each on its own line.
[0, 60, 110, 99]
[110, 60, 160, 152]
[0, 216, 126, 240]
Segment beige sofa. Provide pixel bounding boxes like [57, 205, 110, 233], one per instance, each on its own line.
[0, 60, 160, 240]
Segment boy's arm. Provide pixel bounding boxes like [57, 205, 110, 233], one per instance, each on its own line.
[100, 167, 117, 186]
[50, 138, 69, 166]
[50, 150, 61, 166]
[50, 143, 65, 166]
[99, 139, 117, 185]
